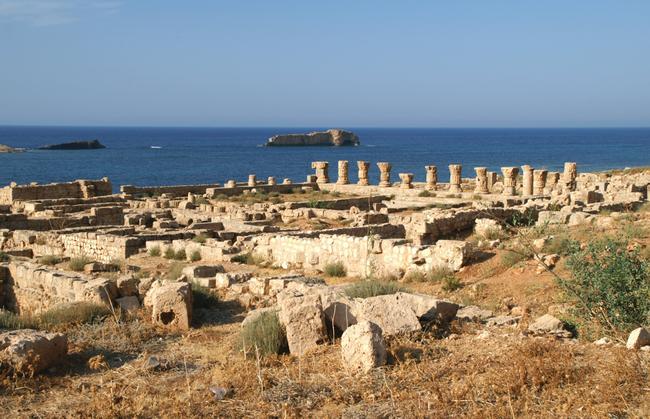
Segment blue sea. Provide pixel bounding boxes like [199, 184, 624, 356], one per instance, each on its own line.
[1, 127, 649, 192]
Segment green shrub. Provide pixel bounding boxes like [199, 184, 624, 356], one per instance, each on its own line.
[324, 261, 347, 277]
[231, 252, 265, 266]
[194, 196, 209, 205]
[403, 270, 427, 282]
[231, 253, 247, 264]
[499, 248, 531, 269]
[428, 266, 455, 282]
[542, 236, 580, 256]
[166, 262, 185, 280]
[441, 275, 463, 292]
[0, 252, 9, 262]
[69, 256, 92, 272]
[174, 248, 187, 261]
[149, 246, 161, 257]
[0, 310, 30, 330]
[192, 233, 208, 244]
[192, 282, 219, 309]
[164, 247, 176, 259]
[418, 190, 432, 197]
[190, 250, 202, 262]
[345, 280, 405, 299]
[564, 238, 650, 333]
[240, 311, 287, 356]
[39, 254, 62, 266]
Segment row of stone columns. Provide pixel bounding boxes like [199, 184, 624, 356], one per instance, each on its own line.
[310, 160, 577, 195]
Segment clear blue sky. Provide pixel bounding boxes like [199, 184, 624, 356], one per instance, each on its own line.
[1, 0, 649, 127]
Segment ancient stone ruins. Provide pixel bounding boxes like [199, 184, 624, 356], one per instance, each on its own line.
[1, 160, 649, 374]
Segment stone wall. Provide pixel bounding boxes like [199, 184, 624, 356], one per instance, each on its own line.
[61, 232, 144, 263]
[251, 234, 472, 277]
[121, 183, 223, 197]
[3, 261, 116, 314]
[0, 179, 112, 204]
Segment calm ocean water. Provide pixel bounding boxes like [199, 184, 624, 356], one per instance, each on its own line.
[1, 127, 649, 192]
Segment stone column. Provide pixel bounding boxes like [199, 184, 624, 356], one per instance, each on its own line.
[521, 165, 534, 196]
[487, 171, 498, 192]
[377, 162, 392, 187]
[533, 170, 547, 195]
[311, 161, 329, 184]
[474, 167, 489, 194]
[546, 172, 560, 192]
[563, 162, 577, 192]
[282, 178, 292, 185]
[187, 192, 196, 204]
[425, 165, 437, 190]
[247, 174, 257, 187]
[399, 173, 414, 189]
[357, 161, 370, 186]
[337, 160, 349, 185]
[448, 164, 462, 193]
[501, 167, 519, 196]
[226, 180, 236, 188]
[267, 176, 277, 186]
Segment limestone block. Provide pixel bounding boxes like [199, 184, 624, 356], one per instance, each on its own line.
[474, 218, 503, 238]
[81, 278, 118, 305]
[341, 321, 387, 374]
[430, 240, 472, 271]
[455, 305, 494, 323]
[0, 329, 67, 374]
[527, 314, 572, 338]
[352, 294, 421, 336]
[247, 277, 270, 295]
[536, 211, 570, 226]
[145, 281, 192, 330]
[278, 294, 327, 356]
[626, 327, 650, 350]
[182, 265, 225, 279]
[393, 292, 459, 323]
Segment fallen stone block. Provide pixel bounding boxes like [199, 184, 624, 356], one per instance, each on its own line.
[527, 314, 572, 338]
[145, 281, 192, 330]
[341, 321, 386, 374]
[626, 327, 650, 350]
[393, 292, 459, 323]
[182, 264, 225, 279]
[353, 294, 421, 335]
[456, 305, 494, 323]
[116, 295, 140, 313]
[0, 329, 67, 374]
[278, 294, 327, 356]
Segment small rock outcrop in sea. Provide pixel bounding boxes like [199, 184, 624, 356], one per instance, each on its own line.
[266, 129, 360, 147]
[0, 144, 24, 153]
[38, 140, 106, 150]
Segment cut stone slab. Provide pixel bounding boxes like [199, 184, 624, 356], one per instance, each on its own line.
[393, 292, 459, 323]
[626, 327, 650, 350]
[456, 305, 494, 323]
[0, 329, 67, 374]
[182, 265, 224, 279]
[278, 294, 327, 356]
[527, 314, 572, 338]
[353, 294, 421, 336]
[341, 321, 386, 374]
[144, 281, 192, 330]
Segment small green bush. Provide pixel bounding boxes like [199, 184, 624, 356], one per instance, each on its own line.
[163, 247, 176, 259]
[190, 250, 202, 262]
[542, 236, 580, 256]
[231, 252, 265, 266]
[39, 254, 62, 266]
[69, 256, 92, 272]
[500, 248, 531, 269]
[0, 252, 9, 262]
[441, 275, 463, 292]
[428, 266, 455, 282]
[564, 238, 650, 333]
[166, 262, 185, 280]
[240, 311, 287, 356]
[194, 196, 209, 205]
[345, 280, 405, 299]
[149, 246, 161, 257]
[418, 190, 432, 197]
[192, 233, 208, 244]
[324, 261, 347, 277]
[192, 282, 219, 309]
[0, 302, 110, 331]
[174, 248, 187, 261]
[403, 270, 427, 282]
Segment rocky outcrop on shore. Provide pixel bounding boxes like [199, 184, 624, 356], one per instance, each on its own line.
[38, 140, 106, 150]
[0, 144, 24, 153]
[266, 129, 360, 146]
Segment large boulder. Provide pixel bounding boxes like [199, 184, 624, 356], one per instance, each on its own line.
[353, 294, 421, 335]
[144, 281, 192, 330]
[527, 314, 572, 338]
[626, 327, 650, 350]
[278, 294, 327, 356]
[0, 329, 67, 374]
[393, 292, 459, 323]
[341, 321, 386, 374]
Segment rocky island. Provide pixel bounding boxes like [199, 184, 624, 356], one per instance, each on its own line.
[37, 140, 106, 150]
[0, 144, 24, 153]
[266, 129, 360, 146]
